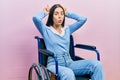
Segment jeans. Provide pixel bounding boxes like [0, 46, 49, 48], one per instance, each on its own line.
[47, 53, 104, 80]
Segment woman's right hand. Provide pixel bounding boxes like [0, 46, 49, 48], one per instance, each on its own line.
[44, 5, 50, 15]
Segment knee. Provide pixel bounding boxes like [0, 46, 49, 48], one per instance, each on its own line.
[96, 61, 103, 67]
[91, 61, 104, 80]
[93, 61, 103, 70]
[60, 68, 75, 80]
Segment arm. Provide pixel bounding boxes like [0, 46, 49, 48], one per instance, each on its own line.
[32, 11, 47, 35]
[65, 12, 87, 34]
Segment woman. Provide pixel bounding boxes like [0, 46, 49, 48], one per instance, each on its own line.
[33, 4, 104, 80]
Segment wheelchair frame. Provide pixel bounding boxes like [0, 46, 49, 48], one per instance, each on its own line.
[28, 35, 100, 80]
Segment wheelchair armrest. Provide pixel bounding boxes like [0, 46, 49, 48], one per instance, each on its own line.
[39, 49, 54, 56]
[39, 49, 59, 77]
[39, 49, 59, 79]
[74, 44, 100, 61]
[74, 44, 96, 51]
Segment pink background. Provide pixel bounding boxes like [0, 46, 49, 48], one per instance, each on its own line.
[0, 0, 120, 80]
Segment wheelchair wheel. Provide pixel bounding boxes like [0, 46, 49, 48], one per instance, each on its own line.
[28, 63, 45, 80]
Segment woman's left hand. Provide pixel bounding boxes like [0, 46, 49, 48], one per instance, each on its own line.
[64, 8, 67, 15]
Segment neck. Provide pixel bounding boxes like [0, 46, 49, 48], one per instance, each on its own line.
[53, 24, 61, 29]
[53, 24, 62, 34]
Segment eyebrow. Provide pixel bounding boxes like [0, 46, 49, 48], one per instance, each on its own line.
[54, 11, 64, 13]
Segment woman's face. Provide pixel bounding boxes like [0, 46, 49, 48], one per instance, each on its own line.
[53, 7, 65, 26]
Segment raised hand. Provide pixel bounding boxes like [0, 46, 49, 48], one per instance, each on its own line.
[44, 5, 50, 15]
[64, 8, 67, 15]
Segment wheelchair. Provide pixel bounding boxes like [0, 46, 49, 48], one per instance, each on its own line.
[28, 35, 100, 80]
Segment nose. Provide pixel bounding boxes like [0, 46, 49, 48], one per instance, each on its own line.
[58, 14, 62, 19]
[58, 16, 61, 19]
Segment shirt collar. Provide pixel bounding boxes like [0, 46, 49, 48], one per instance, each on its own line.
[49, 26, 65, 37]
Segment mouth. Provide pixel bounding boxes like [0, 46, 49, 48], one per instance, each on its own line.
[58, 20, 62, 23]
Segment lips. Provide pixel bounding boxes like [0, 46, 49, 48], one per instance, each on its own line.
[58, 20, 62, 23]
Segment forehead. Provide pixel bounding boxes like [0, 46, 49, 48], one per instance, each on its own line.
[54, 7, 64, 12]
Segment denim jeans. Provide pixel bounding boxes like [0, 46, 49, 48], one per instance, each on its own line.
[47, 53, 104, 80]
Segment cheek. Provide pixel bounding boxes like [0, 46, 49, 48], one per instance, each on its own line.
[61, 16, 64, 21]
[53, 16, 58, 23]
[61, 15, 64, 18]
[53, 15, 57, 20]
